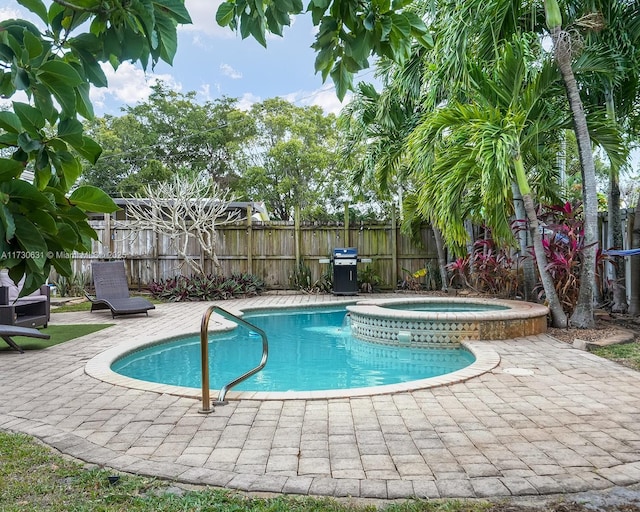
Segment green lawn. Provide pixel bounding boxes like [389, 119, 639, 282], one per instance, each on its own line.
[591, 342, 640, 371]
[0, 324, 113, 351]
[0, 433, 492, 512]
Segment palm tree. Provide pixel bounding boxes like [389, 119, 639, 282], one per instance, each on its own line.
[339, 55, 451, 291]
[409, 0, 633, 327]
[575, 0, 640, 312]
[408, 36, 570, 326]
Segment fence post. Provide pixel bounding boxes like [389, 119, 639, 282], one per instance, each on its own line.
[294, 205, 301, 268]
[391, 208, 398, 288]
[343, 202, 349, 246]
[247, 204, 253, 274]
[102, 212, 112, 257]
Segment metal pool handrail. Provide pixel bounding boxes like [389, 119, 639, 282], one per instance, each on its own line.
[199, 305, 269, 413]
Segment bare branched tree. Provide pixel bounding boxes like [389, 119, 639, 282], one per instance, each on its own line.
[123, 174, 241, 274]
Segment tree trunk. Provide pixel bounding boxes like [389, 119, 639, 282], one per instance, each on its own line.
[605, 90, 628, 313]
[630, 202, 640, 316]
[521, 193, 567, 327]
[511, 181, 537, 301]
[549, 25, 597, 328]
[432, 225, 449, 291]
[513, 153, 567, 327]
[608, 174, 628, 312]
[464, 219, 476, 275]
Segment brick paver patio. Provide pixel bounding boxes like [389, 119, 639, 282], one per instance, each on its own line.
[1, 294, 640, 500]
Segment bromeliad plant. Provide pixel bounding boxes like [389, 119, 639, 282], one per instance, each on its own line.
[149, 273, 265, 302]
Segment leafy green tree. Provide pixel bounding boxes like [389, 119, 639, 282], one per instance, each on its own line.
[0, 0, 190, 293]
[236, 98, 343, 221]
[81, 113, 172, 196]
[216, 0, 432, 100]
[81, 84, 254, 196]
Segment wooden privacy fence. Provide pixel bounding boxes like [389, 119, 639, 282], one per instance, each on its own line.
[71, 212, 439, 290]
[69, 208, 637, 295]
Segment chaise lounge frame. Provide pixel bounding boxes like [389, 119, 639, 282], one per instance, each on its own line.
[85, 261, 155, 318]
[0, 325, 50, 353]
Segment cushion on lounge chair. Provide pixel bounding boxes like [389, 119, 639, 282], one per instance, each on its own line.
[87, 261, 154, 318]
[0, 270, 48, 303]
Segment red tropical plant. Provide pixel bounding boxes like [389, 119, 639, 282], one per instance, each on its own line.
[532, 202, 604, 315]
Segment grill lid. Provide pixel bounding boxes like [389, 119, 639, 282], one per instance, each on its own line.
[333, 247, 358, 258]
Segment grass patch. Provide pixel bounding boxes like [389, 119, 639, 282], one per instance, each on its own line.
[591, 342, 640, 371]
[0, 324, 113, 351]
[52, 294, 162, 314]
[0, 432, 494, 512]
[51, 300, 93, 313]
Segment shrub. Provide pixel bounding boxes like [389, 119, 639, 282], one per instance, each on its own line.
[533, 202, 604, 315]
[53, 272, 89, 297]
[289, 263, 331, 293]
[446, 236, 520, 298]
[149, 273, 265, 302]
[358, 265, 383, 293]
[398, 262, 442, 291]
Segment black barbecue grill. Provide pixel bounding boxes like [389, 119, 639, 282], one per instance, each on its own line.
[331, 247, 359, 295]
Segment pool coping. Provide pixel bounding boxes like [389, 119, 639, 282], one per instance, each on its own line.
[85, 300, 501, 401]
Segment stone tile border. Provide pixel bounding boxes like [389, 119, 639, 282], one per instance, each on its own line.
[348, 297, 549, 346]
[85, 301, 501, 401]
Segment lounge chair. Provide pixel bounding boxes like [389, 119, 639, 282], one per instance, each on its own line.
[0, 325, 50, 353]
[86, 261, 155, 318]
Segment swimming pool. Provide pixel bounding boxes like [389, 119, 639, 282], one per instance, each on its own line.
[112, 307, 476, 392]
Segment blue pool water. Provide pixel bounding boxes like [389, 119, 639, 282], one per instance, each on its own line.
[112, 307, 476, 392]
[382, 302, 509, 312]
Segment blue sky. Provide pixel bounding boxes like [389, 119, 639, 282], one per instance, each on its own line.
[0, 0, 374, 115]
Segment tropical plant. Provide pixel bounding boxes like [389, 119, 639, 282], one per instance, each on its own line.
[358, 265, 383, 293]
[216, 0, 432, 100]
[53, 271, 88, 297]
[0, 0, 189, 294]
[408, 35, 570, 327]
[397, 268, 419, 291]
[576, 0, 640, 314]
[338, 74, 450, 289]
[148, 273, 264, 302]
[534, 202, 605, 316]
[445, 238, 520, 298]
[288, 262, 332, 293]
[543, 0, 626, 327]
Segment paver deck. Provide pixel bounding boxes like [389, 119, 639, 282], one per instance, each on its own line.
[1, 293, 640, 500]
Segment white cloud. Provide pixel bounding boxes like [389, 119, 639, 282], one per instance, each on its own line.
[90, 62, 182, 110]
[198, 83, 212, 101]
[182, 0, 233, 37]
[237, 92, 261, 111]
[285, 84, 352, 115]
[0, 6, 21, 21]
[220, 63, 242, 79]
